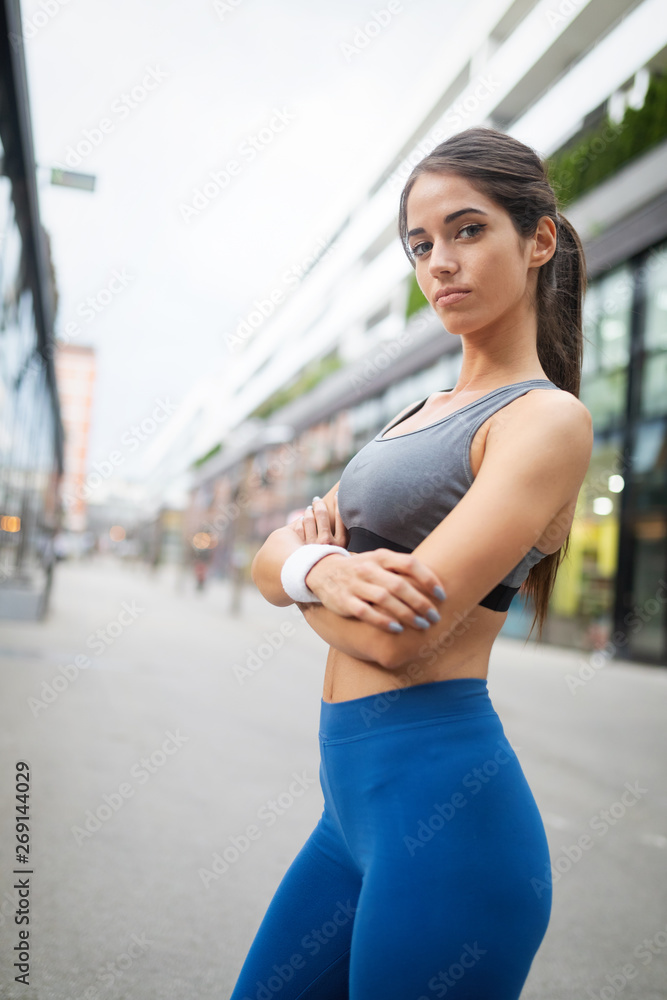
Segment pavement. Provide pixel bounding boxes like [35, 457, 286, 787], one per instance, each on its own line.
[0, 555, 665, 1000]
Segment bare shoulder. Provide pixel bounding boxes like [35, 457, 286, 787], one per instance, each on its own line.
[486, 385, 593, 480]
[495, 385, 592, 436]
[527, 386, 593, 445]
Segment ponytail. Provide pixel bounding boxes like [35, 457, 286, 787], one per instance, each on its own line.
[397, 126, 587, 642]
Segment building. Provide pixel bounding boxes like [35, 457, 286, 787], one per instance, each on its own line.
[186, 0, 667, 663]
[54, 343, 96, 535]
[0, 0, 64, 619]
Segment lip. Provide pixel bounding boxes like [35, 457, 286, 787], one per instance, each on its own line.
[435, 288, 471, 306]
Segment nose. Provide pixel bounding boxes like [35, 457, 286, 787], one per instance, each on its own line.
[426, 237, 459, 278]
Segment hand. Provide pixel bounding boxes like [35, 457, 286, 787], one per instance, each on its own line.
[304, 547, 447, 634]
[289, 494, 349, 548]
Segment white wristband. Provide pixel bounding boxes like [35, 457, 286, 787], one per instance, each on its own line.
[280, 543, 352, 603]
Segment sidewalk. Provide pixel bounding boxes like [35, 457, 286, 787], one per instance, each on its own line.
[0, 555, 665, 999]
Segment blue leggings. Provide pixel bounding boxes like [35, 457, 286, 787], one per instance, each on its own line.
[229, 678, 552, 1000]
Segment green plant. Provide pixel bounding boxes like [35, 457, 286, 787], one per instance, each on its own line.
[405, 273, 428, 319]
[250, 352, 342, 420]
[548, 71, 667, 207]
[191, 442, 222, 468]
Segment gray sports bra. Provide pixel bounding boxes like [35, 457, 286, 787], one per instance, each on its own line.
[337, 379, 561, 612]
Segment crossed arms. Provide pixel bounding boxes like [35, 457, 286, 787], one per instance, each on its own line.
[251, 390, 593, 670]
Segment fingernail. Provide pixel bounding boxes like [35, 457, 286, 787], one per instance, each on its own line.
[433, 585, 446, 600]
[413, 616, 431, 629]
[425, 608, 441, 623]
[313, 496, 321, 501]
[388, 621, 404, 633]
[306, 505, 313, 511]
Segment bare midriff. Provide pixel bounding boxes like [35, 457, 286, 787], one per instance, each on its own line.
[321, 603, 506, 703]
[320, 384, 570, 705]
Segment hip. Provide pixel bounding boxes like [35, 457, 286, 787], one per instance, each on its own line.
[316, 677, 551, 874]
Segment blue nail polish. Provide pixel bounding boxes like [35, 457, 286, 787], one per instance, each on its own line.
[433, 585, 447, 600]
[414, 616, 431, 629]
[425, 608, 441, 623]
[388, 622, 404, 633]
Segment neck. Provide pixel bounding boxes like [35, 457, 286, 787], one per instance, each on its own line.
[451, 303, 547, 392]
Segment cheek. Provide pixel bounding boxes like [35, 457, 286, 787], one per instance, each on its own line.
[479, 248, 524, 298]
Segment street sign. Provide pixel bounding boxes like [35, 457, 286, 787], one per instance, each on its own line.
[50, 168, 96, 192]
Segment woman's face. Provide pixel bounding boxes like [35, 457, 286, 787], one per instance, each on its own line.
[405, 171, 549, 337]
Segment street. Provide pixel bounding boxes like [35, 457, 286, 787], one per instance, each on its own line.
[0, 556, 665, 999]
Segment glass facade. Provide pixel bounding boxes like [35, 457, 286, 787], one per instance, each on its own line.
[0, 138, 62, 617]
[524, 241, 667, 663]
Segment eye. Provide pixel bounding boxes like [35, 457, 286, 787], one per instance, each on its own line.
[457, 223, 485, 239]
[410, 240, 433, 258]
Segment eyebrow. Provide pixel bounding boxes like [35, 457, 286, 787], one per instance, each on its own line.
[407, 207, 488, 238]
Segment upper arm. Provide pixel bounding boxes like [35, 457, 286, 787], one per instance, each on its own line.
[376, 391, 593, 668]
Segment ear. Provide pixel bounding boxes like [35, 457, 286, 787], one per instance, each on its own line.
[528, 215, 557, 271]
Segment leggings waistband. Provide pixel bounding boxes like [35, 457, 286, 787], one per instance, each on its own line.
[319, 676, 495, 742]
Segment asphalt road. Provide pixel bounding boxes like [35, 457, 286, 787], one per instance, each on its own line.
[0, 556, 665, 999]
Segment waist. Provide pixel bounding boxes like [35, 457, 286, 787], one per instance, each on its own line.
[319, 676, 496, 742]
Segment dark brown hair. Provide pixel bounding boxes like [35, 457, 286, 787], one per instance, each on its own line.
[397, 126, 586, 643]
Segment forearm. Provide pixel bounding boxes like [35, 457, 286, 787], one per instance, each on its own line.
[250, 526, 302, 607]
[296, 601, 389, 666]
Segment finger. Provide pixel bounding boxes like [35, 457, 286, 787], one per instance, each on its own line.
[291, 519, 306, 542]
[344, 596, 406, 634]
[302, 507, 319, 544]
[355, 579, 438, 631]
[349, 556, 441, 624]
[311, 498, 333, 542]
[376, 551, 447, 602]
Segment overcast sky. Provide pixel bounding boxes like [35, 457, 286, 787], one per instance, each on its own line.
[20, 0, 467, 474]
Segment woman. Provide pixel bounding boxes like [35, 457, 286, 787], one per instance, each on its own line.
[230, 126, 593, 1000]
